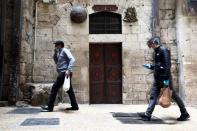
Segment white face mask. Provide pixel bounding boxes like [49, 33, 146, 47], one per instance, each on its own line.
[55, 47, 61, 52]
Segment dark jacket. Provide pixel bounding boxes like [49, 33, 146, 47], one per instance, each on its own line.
[153, 45, 171, 80]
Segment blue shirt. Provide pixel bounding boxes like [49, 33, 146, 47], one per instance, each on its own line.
[53, 48, 75, 73]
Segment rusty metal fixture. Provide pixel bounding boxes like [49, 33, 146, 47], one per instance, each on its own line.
[70, 5, 87, 23]
[123, 7, 138, 23]
[92, 5, 118, 12]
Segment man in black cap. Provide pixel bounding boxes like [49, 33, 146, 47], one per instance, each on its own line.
[139, 36, 190, 121]
[41, 40, 79, 112]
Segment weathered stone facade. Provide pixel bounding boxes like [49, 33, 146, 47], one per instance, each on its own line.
[19, 0, 35, 102]
[30, 0, 154, 104]
[21, 0, 181, 105]
[2, 0, 197, 105]
[176, 0, 197, 105]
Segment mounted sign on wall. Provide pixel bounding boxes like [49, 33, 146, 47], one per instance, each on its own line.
[92, 5, 118, 12]
[123, 7, 138, 23]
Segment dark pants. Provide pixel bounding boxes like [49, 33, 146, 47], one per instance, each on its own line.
[145, 76, 187, 117]
[47, 72, 78, 109]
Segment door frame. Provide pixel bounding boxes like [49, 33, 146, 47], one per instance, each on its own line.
[89, 42, 123, 104]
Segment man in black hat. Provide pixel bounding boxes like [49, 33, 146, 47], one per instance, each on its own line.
[41, 40, 79, 112]
[139, 36, 190, 121]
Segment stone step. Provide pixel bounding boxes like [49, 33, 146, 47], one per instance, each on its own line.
[0, 101, 8, 107]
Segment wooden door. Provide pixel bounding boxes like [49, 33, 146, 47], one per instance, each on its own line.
[90, 43, 122, 104]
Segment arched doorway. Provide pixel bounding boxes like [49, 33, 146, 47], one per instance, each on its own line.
[89, 12, 122, 104]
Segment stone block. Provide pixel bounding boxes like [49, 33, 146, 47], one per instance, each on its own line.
[20, 51, 28, 63]
[122, 25, 140, 34]
[58, 0, 74, 4]
[72, 72, 81, 85]
[125, 34, 138, 42]
[138, 91, 147, 100]
[161, 29, 168, 41]
[37, 28, 52, 37]
[160, 20, 176, 28]
[30, 83, 59, 106]
[130, 74, 146, 84]
[140, 41, 149, 50]
[67, 24, 88, 35]
[138, 33, 151, 42]
[50, 14, 61, 25]
[140, 25, 150, 33]
[123, 41, 140, 50]
[123, 67, 132, 78]
[132, 100, 146, 104]
[159, 0, 176, 10]
[168, 28, 176, 40]
[38, 3, 56, 13]
[19, 75, 27, 85]
[159, 10, 175, 20]
[33, 76, 45, 82]
[53, 25, 68, 38]
[191, 33, 197, 41]
[80, 66, 89, 83]
[132, 84, 149, 92]
[89, 34, 126, 43]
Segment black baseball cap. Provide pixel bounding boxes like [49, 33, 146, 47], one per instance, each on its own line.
[53, 41, 64, 47]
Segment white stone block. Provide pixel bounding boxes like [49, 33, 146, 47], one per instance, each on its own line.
[125, 34, 138, 42]
[138, 33, 151, 42]
[160, 20, 176, 28]
[168, 28, 176, 40]
[89, 34, 126, 42]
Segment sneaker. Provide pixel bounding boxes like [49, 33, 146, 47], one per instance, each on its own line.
[138, 112, 151, 121]
[66, 106, 79, 111]
[177, 113, 190, 121]
[41, 105, 53, 112]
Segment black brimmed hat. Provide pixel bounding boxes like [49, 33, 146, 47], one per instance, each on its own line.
[53, 41, 64, 47]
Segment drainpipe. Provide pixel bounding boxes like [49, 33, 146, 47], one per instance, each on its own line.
[33, 0, 41, 82]
[151, 0, 159, 36]
[176, 0, 186, 100]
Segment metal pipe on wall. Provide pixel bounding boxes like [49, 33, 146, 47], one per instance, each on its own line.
[32, 0, 41, 82]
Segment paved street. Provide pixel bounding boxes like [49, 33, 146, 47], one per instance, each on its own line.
[0, 104, 196, 131]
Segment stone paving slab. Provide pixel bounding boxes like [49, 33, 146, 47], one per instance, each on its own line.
[0, 104, 196, 131]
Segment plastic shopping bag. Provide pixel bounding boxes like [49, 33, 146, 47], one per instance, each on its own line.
[63, 76, 70, 92]
[158, 87, 172, 108]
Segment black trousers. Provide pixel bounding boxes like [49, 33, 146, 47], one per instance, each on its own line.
[145, 76, 187, 117]
[47, 72, 78, 109]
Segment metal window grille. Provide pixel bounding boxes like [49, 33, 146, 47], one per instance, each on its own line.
[89, 11, 122, 34]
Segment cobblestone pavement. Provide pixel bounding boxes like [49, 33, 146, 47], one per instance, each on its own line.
[0, 104, 196, 131]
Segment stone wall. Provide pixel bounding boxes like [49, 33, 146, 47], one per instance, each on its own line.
[159, 0, 179, 91]
[21, 0, 182, 105]
[19, 0, 35, 102]
[176, 0, 197, 105]
[33, 0, 153, 104]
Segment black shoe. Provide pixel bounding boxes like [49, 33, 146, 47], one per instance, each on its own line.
[138, 112, 151, 121]
[41, 105, 53, 112]
[177, 113, 190, 121]
[66, 106, 79, 111]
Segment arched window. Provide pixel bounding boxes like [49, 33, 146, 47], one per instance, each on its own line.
[89, 11, 122, 34]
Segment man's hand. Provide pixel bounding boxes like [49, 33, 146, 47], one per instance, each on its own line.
[65, 70, 71, 78]
[163, 80, 169, 87]
[143, 64, 152, 69]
